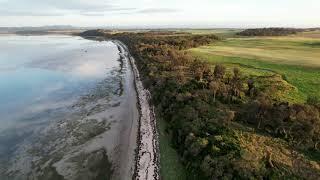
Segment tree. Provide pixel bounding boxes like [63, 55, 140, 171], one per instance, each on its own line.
[191, 60, 207, 82]
[214, 64, 226, 79]
[225, 111, 235, 126]
[176, 68, 187, 84]
[247, 78, 255, 97]
[233, 67, 241, 80]
[209, 81, 220, 102]
[230, 68, 243, 99]
[256, 94, 272, 129]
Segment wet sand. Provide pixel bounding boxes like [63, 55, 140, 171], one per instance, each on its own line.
[1, 36, 159, 180]
[112, 42, 139, 180]
[1, 38, 139, 180]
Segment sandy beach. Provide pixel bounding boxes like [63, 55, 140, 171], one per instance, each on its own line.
[114, 41, 160, 180]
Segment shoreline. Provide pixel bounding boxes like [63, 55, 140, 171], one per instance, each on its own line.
[0, 37, 140, 180]
[113, 40, 160, 180]
[1, 34, 160, 179]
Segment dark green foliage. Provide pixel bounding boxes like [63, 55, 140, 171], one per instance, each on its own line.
[307, 95, 320, 107]
[80, 30, 320, 179]
[78, 29, 109, 37]
[242, 95, 320, 151]
[304, 42, 320, 47]
[237, 28, 303, 36]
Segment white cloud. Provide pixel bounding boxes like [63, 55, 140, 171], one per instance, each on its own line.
[137, 8, 180, 14]
[0, 0, 319, 27]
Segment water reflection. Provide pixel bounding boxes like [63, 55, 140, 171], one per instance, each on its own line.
[0, 36, 139, 180]
[0, 35, 121, 168]
[0, 35, 119, 131]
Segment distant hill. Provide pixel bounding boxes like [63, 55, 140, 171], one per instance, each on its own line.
[0, 25, 80, 34]
[237, 28, 304, 36]
[78, 29, 113, 37]
[14, 30, 50, 35]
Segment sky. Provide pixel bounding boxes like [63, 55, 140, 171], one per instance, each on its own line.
[0, 0, 319, 28]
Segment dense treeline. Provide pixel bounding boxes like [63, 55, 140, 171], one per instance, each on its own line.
[242, 96, 320, 149]
[237, 28, 303, 36]
[81, 30, 320, 179]
[78, 29, 111, 37]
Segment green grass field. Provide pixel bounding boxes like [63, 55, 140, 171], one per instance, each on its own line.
[190, 36, 320, 103]
[158, 117, 187, 180]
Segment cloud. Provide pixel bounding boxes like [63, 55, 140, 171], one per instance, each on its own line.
[0, 10, 64, 16]
[0, 0, 179, 17]
[1, 0, 317, 27]
[80, 7, 137, 16]
[118, 8, 180, 15]
[137, 8, 180, 14]
[80, 12, 106, 17]
[0, 0, 135, 16]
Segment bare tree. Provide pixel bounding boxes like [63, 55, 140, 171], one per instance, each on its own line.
[209, 81, 220, 102]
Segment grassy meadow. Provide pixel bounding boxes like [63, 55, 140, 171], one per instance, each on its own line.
[190, 36, 320, 103]
[158, 117, 187, 180]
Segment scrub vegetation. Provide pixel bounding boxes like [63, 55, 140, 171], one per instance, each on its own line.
[80, 29, 320, 179]
[191, 36, 320, 103]
[236, 28, 304, 36]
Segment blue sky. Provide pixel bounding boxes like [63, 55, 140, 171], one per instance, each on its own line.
[0, 0, 319, 27]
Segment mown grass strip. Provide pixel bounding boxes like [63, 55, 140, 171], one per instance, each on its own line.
[158, 117, 187, 180]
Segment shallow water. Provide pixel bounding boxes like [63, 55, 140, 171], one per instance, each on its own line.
[0, 35, 137, 179]
[0, 35, 118, 130]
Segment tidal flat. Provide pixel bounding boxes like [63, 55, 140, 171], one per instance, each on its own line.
[0, 35, 139, 180]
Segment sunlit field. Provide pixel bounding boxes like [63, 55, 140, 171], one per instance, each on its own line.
[190, 35, 320, 103]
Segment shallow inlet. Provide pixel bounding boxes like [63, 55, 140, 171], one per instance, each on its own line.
[0, 35, 138, 180]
